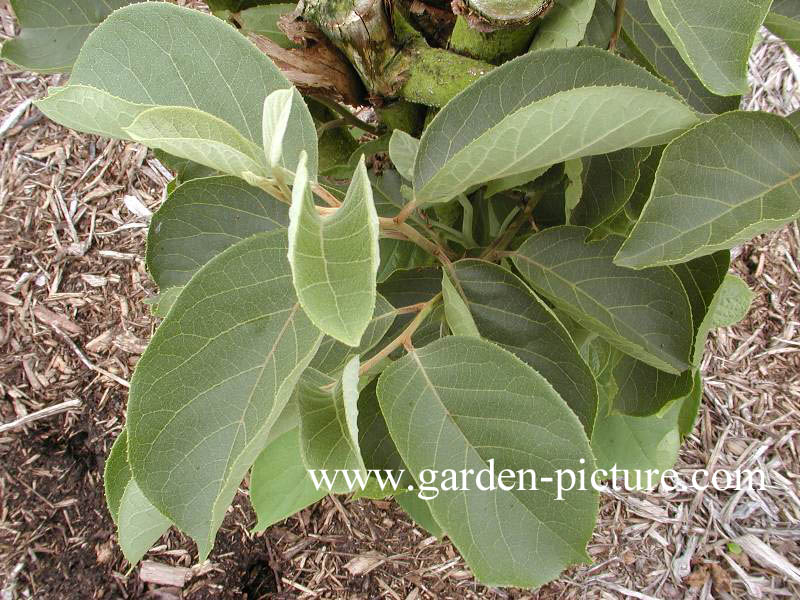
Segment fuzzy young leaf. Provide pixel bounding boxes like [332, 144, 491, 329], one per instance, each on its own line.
[147, 176, 288, 289]
[613, 0, 740, 113]
[262, 88, 317, 178]
[646, 0, 770, 96]
[0, 0, 142, 73]
[125, 107, 267, 178]
[389, 130, 420, 181]
[298, 360, 365, 493]
[441, 273, 480, 338]
[512, 226, 693, 374]
[377, 336, 598, 589]
[529, 0, 597, 50]
[251, 427, 327, 531]
[414, 47, 698, 205]
[616, 112, 800, 268]
[104, 430, 170, 565]
[289, 155, 380, 347]
[127, 230, 323, 559]
[452, 260, 598, 435]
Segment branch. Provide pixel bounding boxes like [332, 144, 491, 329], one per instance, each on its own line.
[452, 0, 553, 32]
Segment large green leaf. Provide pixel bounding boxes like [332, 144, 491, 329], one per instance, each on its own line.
[289, 156, 380, 346]
[512, 226, 693, 374]
[104, 430, 171, 565]
[615, 0, 740, 113]
[627, 145, 664, 217]
[570, 148, 651, 233]
[646, 0, 770, 96]
[452, 260, 598, 435]
[377, 336, 598, 589]
[671, 251, 730, 364]
[34, 2, 318, 178]
[413, 47, 698, 205]
[766, 1, 800, 54]
[126, 106, 267, 178]
[765, 12, 800, 55]
[616, 112, 800, 268]
[1, 0, 141, 73]
[127, 230, 323, 559]
[395, 494, 444, 539]
[251, 427, 327, 532]
[310, 294, 396, 375]
[611, 354, 693, 416]
[298, 360, 365, 493]
[529, 0, 596, 50]
[147, 175, 288, 289]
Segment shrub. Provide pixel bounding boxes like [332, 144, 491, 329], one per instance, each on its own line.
[3, 0, 797, 589]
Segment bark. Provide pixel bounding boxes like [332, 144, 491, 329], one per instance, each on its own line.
[448, 15, 537, 64]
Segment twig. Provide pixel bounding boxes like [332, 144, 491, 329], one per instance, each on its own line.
[609, 0, 626, 51]
[394, 198, 418, 224]
[481, 192, 540, 261]
[0, 399, 82, 434]
[359, 293, 442, 375]
[310, 96, 382, 135]
[51, 325, 131, 388]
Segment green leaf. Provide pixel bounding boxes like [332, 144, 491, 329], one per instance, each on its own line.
[570, 148, 651, 232]
[125, 107, 267, 179]
[357, 379, 412, 483]
[512, 226, 694, 374]
[289, 155, 380, 346]
[678, 371, 703, 438]
[529, 0, 596, 50]
[616, 112, 800, 268]
[627, 145, 664, 217]
[414, 47, 698, 205]
[310, 294, 396, 374]
[206, 0, 268, 10]
[645, 0, 770, 96]
[251, 427, 327, 532]
[262, 88, 317, 178]
[395, 494, 444, 539]
[671, 251, 730, 364]
[0, 0, 141, 74]
[590, 393, 683, 485]
[145, 287, 184, 318]
[452, 259, 598, 435]
[377, 239, 435, 284]
[377, 336, 598, 589]
[237, 4, 298, 49]
[564, 158, 585, 222]
[765, 12, 800, 55]
[611, 353, 693, 416]
[706, 275, 755, 329]
[441, 272, 480, 338]
[154, 150, 218, 183]
[615, 0, 740, 113]
[147, 175, 288, 289]
[298, 359, 365, 493]
[127, 230, 323, 559]
[105, 429, 132, 525]
[389, 130, 420, 181]
[34, 3, 317, 176]
[104, 430, 170, 565]
[117, 480, 172, 565]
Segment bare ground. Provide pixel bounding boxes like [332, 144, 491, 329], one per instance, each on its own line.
[1, 9, 799, 600]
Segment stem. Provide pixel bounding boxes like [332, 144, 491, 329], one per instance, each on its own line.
[609, 0, 626, 51]
[311, 95, 382, 135]
[359, 293, 442, 375]
[457, 194, 478, 248]
[394, 198, 418, 224]
[481, 191, 541, 260]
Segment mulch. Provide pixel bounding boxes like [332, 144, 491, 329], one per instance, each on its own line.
[1, 8, 799, 600]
